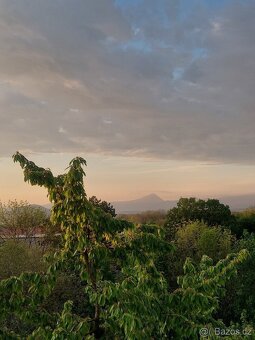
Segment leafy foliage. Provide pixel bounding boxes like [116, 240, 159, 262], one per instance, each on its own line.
[168, 249, 249, 339]
[231, 208, 255, 237]
[164, 221, 234, 291]
[219, 231, 255, 326]
[175, 221, 233, 263]
[0, 152, 249, 338]
[89, 196, 116, 217]
[165, 197, 233, 240]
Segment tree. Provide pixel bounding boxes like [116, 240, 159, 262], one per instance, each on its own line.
[165, 221, 234, 290]
[165, 197, 233, 239]
[0, 152, 249, 339]
[231, 208, 255, 237]
[0, 200, 48, 242]
[219, 231, 255, 325]
[175, 221, 233, 263]
[89, 196, 116, 217]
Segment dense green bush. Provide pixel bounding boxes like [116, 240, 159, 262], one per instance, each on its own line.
[165, 221, 234, 290]
[175, 221, 233, 262]
[231, 208, 255, 237]
[0, 240, 45, 280]
[43, 272, 92, 317]
[219, 232, 255, 326]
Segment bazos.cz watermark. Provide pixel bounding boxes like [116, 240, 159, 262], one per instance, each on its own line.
[199, 327, 253, 337]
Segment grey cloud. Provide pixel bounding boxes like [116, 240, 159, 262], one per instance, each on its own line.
[0, 0, 255, 163]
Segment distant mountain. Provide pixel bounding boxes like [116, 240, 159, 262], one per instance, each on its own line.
[113, 194, 176, 214]
[113, 193, 255, 214]
[41, 196, 174, 215]
[37, 193, 255, 215]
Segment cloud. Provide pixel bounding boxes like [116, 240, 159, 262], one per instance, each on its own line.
[0, 0, 255, 163]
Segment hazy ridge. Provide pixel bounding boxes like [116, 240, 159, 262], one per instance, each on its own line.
[41, 193, 255, 214]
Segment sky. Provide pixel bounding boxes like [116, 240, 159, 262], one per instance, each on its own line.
[0, 0, 255, 204]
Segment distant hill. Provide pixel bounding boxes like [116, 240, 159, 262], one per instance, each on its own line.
[31, 204, 51, 217]
[113, 194, 176, 214]
[41, 194, 175, 214]
[113, 193, 255, 214]
[37, 193, 255, 215]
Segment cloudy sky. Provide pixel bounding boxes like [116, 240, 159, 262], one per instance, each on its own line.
[0, 0, 255, 204]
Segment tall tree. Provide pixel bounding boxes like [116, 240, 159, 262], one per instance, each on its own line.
[165, 197, 233, 239]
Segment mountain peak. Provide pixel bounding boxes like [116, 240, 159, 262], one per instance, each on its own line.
[113, 194, 176, 214]
[141, 193, 163, 201]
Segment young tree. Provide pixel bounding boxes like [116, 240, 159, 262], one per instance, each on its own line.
[0, 152, 249, 339]
[0, 200, 49, 242]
